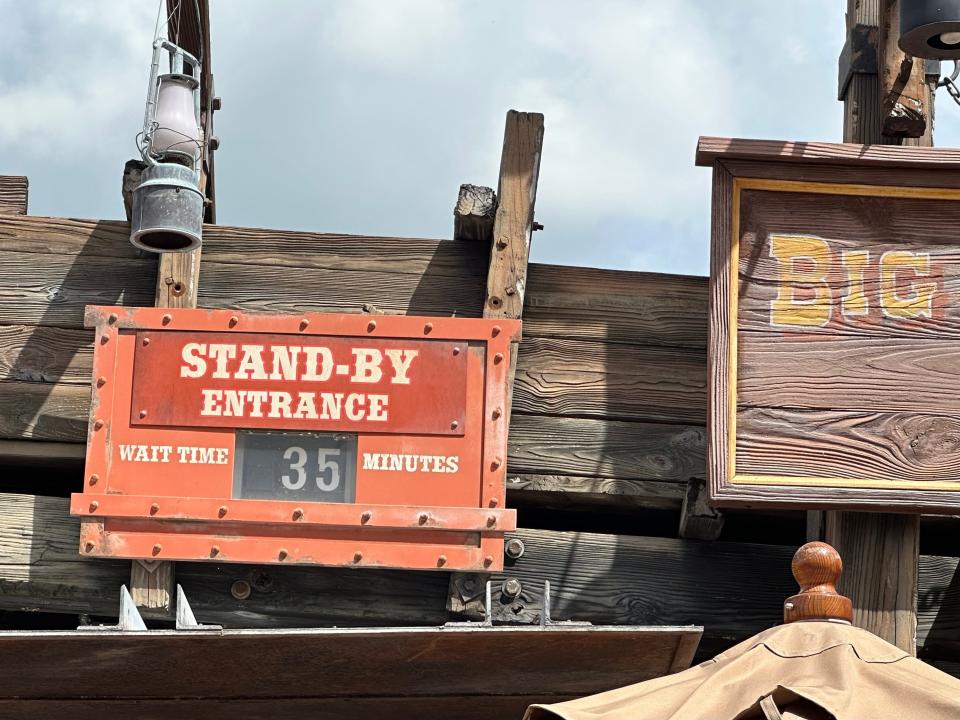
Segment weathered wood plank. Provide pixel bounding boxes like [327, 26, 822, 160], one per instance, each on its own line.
[0, 177, 28, 215]
[523, 264, 708, 347]
[453, 184, 496, 243]
[508, 414, 705, 482]
[737, 406, 960, 484]
[514, 337, 705, 424]
[0, 382, 89, 442]
[0, 326, 91, 385]
[738, 336, 960, 415]
[507, 474, 685, 510]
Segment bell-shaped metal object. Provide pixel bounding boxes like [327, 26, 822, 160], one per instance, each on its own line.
[151, 73, 201, 163]
[130, 162, 203, 253]
[901, 0, 960, 59]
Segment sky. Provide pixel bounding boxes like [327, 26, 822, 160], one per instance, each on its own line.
[2, 1, 960, 277]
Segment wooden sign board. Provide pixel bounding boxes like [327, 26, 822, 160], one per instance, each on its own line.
[698, 137, 960, 513]
[70, 306, 520, 571]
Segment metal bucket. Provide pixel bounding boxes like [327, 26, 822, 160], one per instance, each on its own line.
[130, 162, 203, 253]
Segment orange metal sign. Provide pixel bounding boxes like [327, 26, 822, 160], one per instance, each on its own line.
[71, 306, 520, 572]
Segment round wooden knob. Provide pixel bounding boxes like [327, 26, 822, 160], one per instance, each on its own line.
[783, 541, 852, 624]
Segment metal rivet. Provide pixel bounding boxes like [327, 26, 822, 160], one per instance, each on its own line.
[100, 334, 109, 345]
[424, 322, 433, 334]
[487, 515, 496, 527]
[96, 376, 106, 388]
[162, 314, 172, 325]
[484, 556, 495, 568]
[84, 541, 95, 553]
[108, 313, 119, 324]
[152, 544, 162, 556]
[218, 505, 228, 518]
[88, 501, 99, 513]
[492, 326, 501, 337]
[150, 503, 159, 515]
[142, 336, 151, 347]
[490, 458, 502, 471]
[231, 580, 251, 600]
[228, 315, 239, 327]
[139, 409, 148, 419]
[367, 320, 377, 332]
[437, 555, 447, 567]
[451, 420, 459, 430]
[93, 419, 104, 431]
[353, 551, 363, 563]
[292, 508, 304, 521]
[210, 545, 221, 557]
[361, 511, 372, 524]
[418, 513, 429, 525]
[492, 407, 502, 420]
[88, 474, 99, 486]
[494, 352, 504, 364]
[299, 318, 309, 331]
[452, 346, 461, 356]
[489, 497, 500, 508]
[278, 548, 288, 560]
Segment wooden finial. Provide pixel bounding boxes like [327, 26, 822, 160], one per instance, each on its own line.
[783, 541, 853, 624]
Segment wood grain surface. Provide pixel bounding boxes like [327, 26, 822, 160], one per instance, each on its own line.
[0, 177, 27, 215]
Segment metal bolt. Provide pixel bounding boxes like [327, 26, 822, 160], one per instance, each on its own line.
[88, 474, 99, 486]
[231, 579, 251, 600]
[451, 420, 459, 430]
[492, 407, 502, 420]
[353, 551, 363, 563]
[505, 538, 525, 559]
[463, 576, 477, 591]
[490, 458, 502, 471]
[88, 501, 99, 513]
[84, 541, 95, 553]
[161, 314, 172, 325]
[505, 287, 516, 296]
[437, 555, 447, 567]
[418, 513, 429, 525]
[93, 419, 104, 431]
[533, 221, 545, 232]
[424, 322, 433, 334]
[493, 352, 504, 364]
[484, 555, 495, 568]
[108, 313, 119, 324]
[96, 376, 106, 388]
[367, 320, 377, 332]
[292, 508, 304, 521]
[139, 409, 148, 419]
[487, 515, 496, 527]
[218, 505, 228, 518]
[228, 315, 239, 327]
[142, 336, 150, 346]
[149, 503, 160, 515]
[100, 334, 109, 345]
[489, 497, 500, 508]
[502, 577, 522, 599]
[491, 326, 501, 337]
[152, 544, 162, 556]
[278, 548, 288, 561]
[360, 511, 372, 524]
[299, 318, 309, 331]
[452, 346, 461, 356]
[210, 545, 221, 557]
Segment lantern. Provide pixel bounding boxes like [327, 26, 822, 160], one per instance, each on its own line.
[130, 39, 204, 253]
[900, 0, 960, 59]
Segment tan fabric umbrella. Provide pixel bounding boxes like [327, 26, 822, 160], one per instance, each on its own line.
[525, 543, 960, 720]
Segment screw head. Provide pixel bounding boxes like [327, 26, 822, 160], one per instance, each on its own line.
[437, 555, 447, 567]
[361, 511, 372, 524]
[161, 314, 172, 325]
[491, 326, 501, 337]
[149, 503, 159, 515]
[152, 544, 162, 556]
[493, 352, 504, 364]
[210, 545, 221, 557]
[487, 515, 497, 527]
[299, 318, 309, 331]
[484, 555, 495, 568]
[84, 541, 95, 553]
[492, 407, 502, 420]
[218, 505, 228, 518]
[93, 419, 104, 431]
[228, 315, 239, 327]
[292, 508, 304, 521]
[489, 497, 500, 508]
[452, 346, 461, 356]
[367, 320, 377, 332]
[139, 409, 148, 419]
[490, 458, 502, 471]
[278, 548, 288, 561]
[231, 579, 252, 600]
[96, 376, 106, 388]
[451, 420, 459, 430]
[100, 334, 110, 345]
[142, 336, 151, 346]
[88, 501, 99, 513]
[353, 551, 363, 563]
[89, 474, 99, 486]
[418, 513, 429, 525]
[107, 313, 119, 324]
[424, 322, 433, 334]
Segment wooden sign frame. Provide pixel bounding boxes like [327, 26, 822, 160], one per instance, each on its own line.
[71, 305, 520, 572]
[698, 137, 960, 513]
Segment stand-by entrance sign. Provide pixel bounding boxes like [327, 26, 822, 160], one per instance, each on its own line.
[699, 137, 960, 513]
[71, 306, 520, 571]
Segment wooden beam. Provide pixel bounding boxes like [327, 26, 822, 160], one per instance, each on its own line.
[0, 177, 28, 215]
[453, 184, 496, 243]
[879, 0, 930, 140]
[679, 477, 724, 541]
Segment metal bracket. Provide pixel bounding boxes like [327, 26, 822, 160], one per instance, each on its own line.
[445, 580, 592, 629]
[175, 584, 223, 632]
[77, 586, 147, 632]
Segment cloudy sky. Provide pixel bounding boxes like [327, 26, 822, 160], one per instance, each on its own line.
[2, 1, 960, 276]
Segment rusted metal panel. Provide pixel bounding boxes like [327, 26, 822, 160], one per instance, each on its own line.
[72, 306, 520, 572]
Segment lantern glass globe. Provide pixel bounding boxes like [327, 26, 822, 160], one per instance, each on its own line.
[940, 31, 960, 46]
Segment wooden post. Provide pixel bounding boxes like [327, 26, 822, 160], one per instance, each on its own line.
[826, 0, 928, 655]
[453, 184, 496, 244]
[448, 110, 543, 617]
[129, 0, 213, 615]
